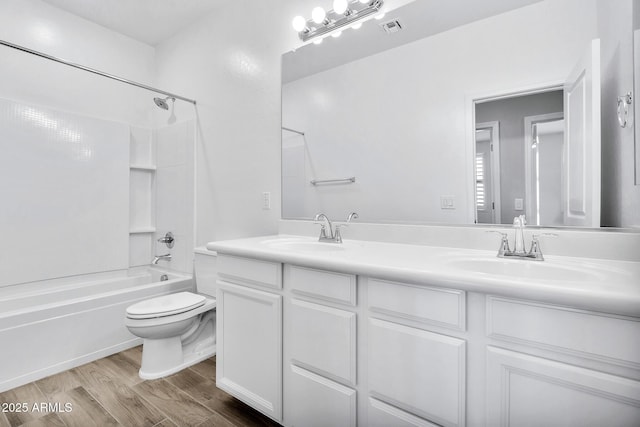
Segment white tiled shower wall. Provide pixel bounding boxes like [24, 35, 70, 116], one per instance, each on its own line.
[154, 121, 196, 274]
[0, 0, 196, 286]
[128, 121, 195, 274]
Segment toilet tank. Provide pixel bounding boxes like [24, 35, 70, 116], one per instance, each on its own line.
[193, 247, 217, 297]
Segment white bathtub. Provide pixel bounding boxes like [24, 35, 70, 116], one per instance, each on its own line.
[0, 267, 193, 392]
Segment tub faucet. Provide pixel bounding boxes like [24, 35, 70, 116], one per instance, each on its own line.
[153, 254, 172, 264]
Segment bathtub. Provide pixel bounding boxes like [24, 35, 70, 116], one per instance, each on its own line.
[0, 267, 193, 392]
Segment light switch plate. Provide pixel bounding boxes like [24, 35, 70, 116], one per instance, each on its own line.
[515, 198, 524, 211]
[262, 192, 271, 210]
[440, 196, 456, 209]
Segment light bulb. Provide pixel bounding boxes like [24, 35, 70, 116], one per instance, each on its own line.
[331, 31, 342, 38]
[292, 16, 307, 32]
[313, 38, 323, 45]
[352, 22, 362, 30]
[333, 0, 348, 14]
[375, 11, 386, 20]
[312, 7, 326, 24]
[359, 0, 369, 3]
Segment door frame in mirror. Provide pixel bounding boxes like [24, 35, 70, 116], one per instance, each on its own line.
[523, 111, 565, 225]
[467, 81, 564, 225]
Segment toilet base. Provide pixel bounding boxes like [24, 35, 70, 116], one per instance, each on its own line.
[137, 309, 217, 380]
[139, 338, 216, 380]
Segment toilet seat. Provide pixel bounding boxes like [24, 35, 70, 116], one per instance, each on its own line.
[126, 291, 206, 319]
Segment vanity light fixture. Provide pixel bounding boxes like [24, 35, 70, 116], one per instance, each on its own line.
[292, 0, 385, 43]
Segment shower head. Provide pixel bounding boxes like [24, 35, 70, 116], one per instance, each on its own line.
[153, 96, 175, 110]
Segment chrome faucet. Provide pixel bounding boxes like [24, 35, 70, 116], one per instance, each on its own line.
[488, 216, 557, 261]
[152, 254, 172, 264]
[314, 213, 334, 241]
[513, 215, 526, 254]
[313, 212, 358, 243]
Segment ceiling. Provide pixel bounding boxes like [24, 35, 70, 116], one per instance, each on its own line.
[40, 0, 231, 46]
[283, 0, 544, 83]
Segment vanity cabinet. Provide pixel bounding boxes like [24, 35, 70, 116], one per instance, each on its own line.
[215, 255, 283, 422]
[485, 296, 640, 426]
[213, 252, 640, 427]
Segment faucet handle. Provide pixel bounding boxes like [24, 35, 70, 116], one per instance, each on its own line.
[528, 233, 557, 260]
[334, 225, 346, 243]
[157, 232, 175, 248]
[346, 212, 359, 223]
[486, 230, 511, 256]
[314, 222, 329, 239]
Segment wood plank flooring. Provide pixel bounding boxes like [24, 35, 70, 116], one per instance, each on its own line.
[0, 347, 280, 427]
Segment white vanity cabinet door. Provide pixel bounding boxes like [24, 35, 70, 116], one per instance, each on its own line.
[216, 281, 282, 422]
[486, 346, 640, 427]
[368, 318, 466, 427]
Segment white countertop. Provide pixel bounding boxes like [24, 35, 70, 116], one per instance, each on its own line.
[206, 235, 640, 317]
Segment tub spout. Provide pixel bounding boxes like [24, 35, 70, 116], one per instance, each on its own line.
[152, 254, 171, 264]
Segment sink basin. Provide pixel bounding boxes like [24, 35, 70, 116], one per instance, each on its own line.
[445, 258, 602, 282]
[261, 237, 345, 253]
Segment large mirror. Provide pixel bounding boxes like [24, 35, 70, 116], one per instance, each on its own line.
[282, 0, 636, 228]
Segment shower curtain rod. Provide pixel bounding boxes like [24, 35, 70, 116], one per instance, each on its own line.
[0, 39, 197, 105]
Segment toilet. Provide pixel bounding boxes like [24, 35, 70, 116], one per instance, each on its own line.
[125, 249, 218, 379]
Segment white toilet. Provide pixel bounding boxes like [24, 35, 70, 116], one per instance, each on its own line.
[125, 249, 218, 379]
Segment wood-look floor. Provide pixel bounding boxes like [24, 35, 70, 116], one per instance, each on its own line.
[0, 347, 280, 427]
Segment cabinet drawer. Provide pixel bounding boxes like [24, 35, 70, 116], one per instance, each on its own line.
[289, 298, 356, 385]
[286, 265, 356, 306]
[286, 365, 356, 427]
[217, 254, 281, 290]
[368, 278, 465, 330]
[368, 398, 440, 427]
[487, 296, 640, 367]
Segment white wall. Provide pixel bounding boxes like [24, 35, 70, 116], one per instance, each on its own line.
[598, 0, 640, 228]
[282, 0, 598, 224]
[154, 0, 292, 245]
[0, 0, 155, 127]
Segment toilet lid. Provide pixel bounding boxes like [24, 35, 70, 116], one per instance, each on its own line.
[126, 291, 206, 319]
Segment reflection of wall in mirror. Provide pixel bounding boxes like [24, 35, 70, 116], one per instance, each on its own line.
[475, 91, 563, 224]
[282, 131, 307, 218]
[282, 0, 598, 224]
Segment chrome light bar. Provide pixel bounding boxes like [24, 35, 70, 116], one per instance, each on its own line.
[295, 0, 384, 42]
